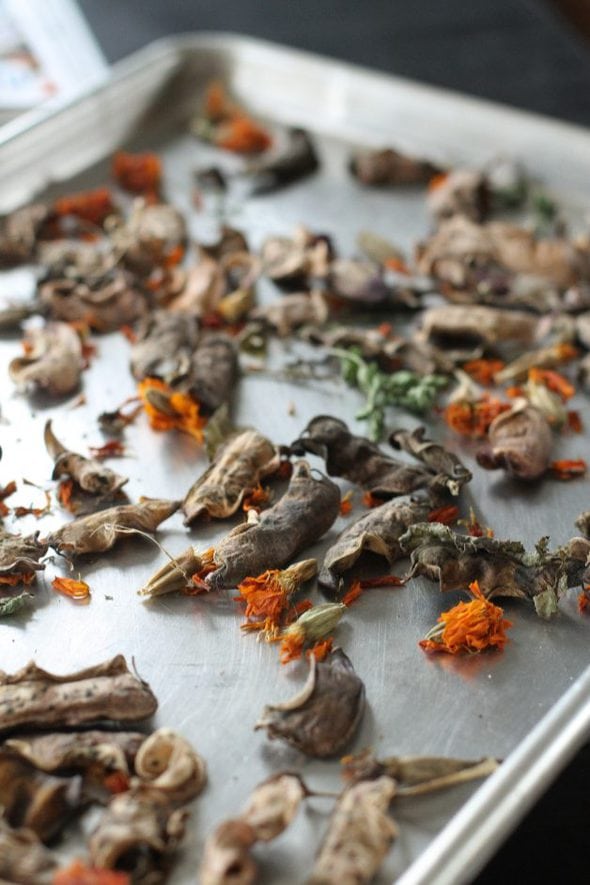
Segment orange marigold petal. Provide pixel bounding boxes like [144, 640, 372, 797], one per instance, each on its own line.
[421, 580, 512, 656]
[550, 458, 587, 480]
[428, 505, 459, 525]
[52, 576, 91, 601]
[342, 581, 363, 607]
[463, 359, 505, 387]
[279, 630, 305, 664]
[307, 637, 333, 662]
[103, 771, 130, 794]
[112, 151, 161, 196]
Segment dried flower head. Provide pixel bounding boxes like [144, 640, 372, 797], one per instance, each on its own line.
[420, 580, 512, 655]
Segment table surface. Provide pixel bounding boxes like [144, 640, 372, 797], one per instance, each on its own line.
[74, 2, 590, 881]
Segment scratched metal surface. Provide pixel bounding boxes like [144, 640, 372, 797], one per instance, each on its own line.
[1, 35, 590, 884]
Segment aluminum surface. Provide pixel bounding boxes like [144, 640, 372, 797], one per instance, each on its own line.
[0, 34, 590, 884]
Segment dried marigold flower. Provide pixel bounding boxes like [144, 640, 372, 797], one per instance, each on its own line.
[237, 559, 317, 628]
[112, 150, 161, 197]
[443, 397, 510, 439]
[420, 580, 512, 655]
[138, 378, 207, 443]
[279, 602, 346, 664]
[51, 575, 91, 602]
[53, 187, 116, 226]
[462, 358, 505, 387]
[215, 116, 272, 154]
[550, 459, 587, 480]
[53, 859, 130, 884]
[428, 504, 459, 526]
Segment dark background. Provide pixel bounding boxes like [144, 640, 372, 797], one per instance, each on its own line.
[78, 1, 590, 881]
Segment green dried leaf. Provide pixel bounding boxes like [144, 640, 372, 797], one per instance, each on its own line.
[0, 591, 33, 617]
[533, 587, 559, 620]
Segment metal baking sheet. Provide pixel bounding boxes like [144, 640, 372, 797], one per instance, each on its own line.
[1, 33, 590, 884]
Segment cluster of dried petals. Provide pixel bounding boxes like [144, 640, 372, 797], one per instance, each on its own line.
[138, 377, 207, 442]
[420, 580, 513, 655]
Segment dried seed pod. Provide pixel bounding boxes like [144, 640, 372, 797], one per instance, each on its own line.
[111, 201, 187, 273]
[9, 321, 84, 397]
[204, 460, 340, 591]
[260, 226, 330, 286]
[140, 546, 203, 598]
[309, 776, 397, 885]
[416, 215, 590, 290]
[0, 819, 57, 884]
[0, 530, 48, 578]
[342, 748, 499, 792]
[418, 304, 538, 354]
[0, 655, 157, 733]
[200, 226, 249, 262]
[88, 790, 190, 872]
[476, 403, 553, 480]
[134, 728, 207, 805]
[248, 127, 319, 194]
[250, 289, 329, 336]
[167, 252, 225, 316]
[0, 300, 40, 331]
[351, 147, 440, 186]
[390, 426, 472, 497]
[38, 270, 147, 332]
[427, 169, 489, 222]
[4, 730, 144, 777]
[400, 522, 574, 616]
[239, 773, 306, 842]
[44, 420, 128, 505]
[291, 416, 457, 500]
[494, 342, 578, 384]
[200, 819, 257, 885]
[182, 429, 278, 524]
[185, 332, 239, 416]
[0, 203, 49, 267]
[256, 649, 365, 757]
[130, 309, 200, 382]
[318, 498, 430, 597]
[200, 773, 306, 885]
[0, 752, 83, 842]
[46, 497, 179, 556]
[329, 259, 390, 306]
[575, 511, 590, 538]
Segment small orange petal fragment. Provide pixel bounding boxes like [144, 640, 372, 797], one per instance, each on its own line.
[103, 771, 130, 794]
[550, 459, 587, 480]
[463, 359, 505, 387]
[567, 410, 583, 433]
[362, 491, 382, 508]
[339, 490, 353, 517]
[53, 187, 115, 226]
[51, 576, 91, 601]
[342, 581, 363, 607]
[428, 505, 459, 525]
[307, 638, 334, 662]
